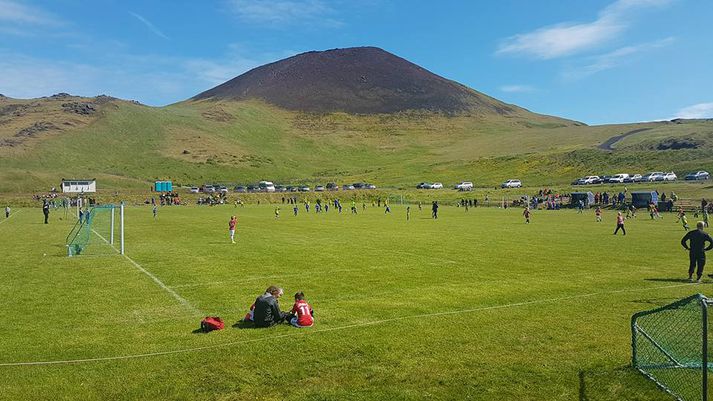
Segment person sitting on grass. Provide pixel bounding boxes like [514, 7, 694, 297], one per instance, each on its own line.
[253, 286, 291, 328]
[288, 292, 314, 328]
[242, 303, 255, 322]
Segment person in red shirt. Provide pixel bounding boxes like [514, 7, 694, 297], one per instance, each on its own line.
[228, 215, 237, 244]
[289, 292, 314, 328]
[243, 303, 255, 322]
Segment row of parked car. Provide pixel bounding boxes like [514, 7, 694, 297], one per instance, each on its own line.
[572, 171, 709, 185]
[417, 180, 523, 190]
[189, 181, 378, 194]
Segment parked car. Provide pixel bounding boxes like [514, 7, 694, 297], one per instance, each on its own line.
[417, 182, 432, 189]
[275, 185, 287, 192]
[501, 179, 522, 188]
[579, 176, 600, 185]
[189, 187, 200, 193]
[455, 181, 474, 191]
[623, 174, 642, 183]
[287, 186, 299, 192]
[247, 184, 258, 192]
[315, 185, 325, 192]
[233, 186, 246, 193]
[203, 185, 215, 193]
[598, 176, 611, 184]
[685, 171, 710, 181]
[326, 182, 339, 191]
[352, 183, 365, 189]
[608, 174, 630, 184]
[641, 172, 665, 182]
[299, 186, 311, 192]
[218, 186, 229, 193]
[431, 182, 444, 189]
[365, 184, 377, 189]
[343, 184, 355, 190]
[663, 172, 677, 181]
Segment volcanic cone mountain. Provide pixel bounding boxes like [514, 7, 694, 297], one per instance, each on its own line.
[193, 46, 522, 115]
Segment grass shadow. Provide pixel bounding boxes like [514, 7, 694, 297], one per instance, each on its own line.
[232, 320, 256, 329]
[644, 278, 692, 283]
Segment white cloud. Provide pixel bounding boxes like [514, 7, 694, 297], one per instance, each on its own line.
[562, 37, 674, 80]
[499, 85, 536, 93]
[226, 0, 342, 27]
[496, 0, 673, 59]
[129, 12, 169, 40]
[0, 0, 60, 25]
[674, 103, 713, 119]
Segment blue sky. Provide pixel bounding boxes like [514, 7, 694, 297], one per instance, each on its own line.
[0, 0, 711, 124]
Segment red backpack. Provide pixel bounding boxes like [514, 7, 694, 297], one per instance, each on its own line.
[200, 316, 224, 332]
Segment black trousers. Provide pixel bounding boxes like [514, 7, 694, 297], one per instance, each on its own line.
[689, 252, 706, 278]
[43, 211, 49, 224]
[614, 223, 625, 235]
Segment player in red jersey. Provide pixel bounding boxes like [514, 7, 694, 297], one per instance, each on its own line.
[228, 215, 237, 244]
[289, 292, 314, 328]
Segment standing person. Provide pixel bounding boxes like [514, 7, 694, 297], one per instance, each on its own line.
[228, 215, 237, 244]
[595, 206, 602, 222]
[431, 201, 439, 219]
[681, 212, 690, 231]
[406, 206, 410, 221]
[614, 212, 626, 235]
[253, 286, 290, 328]
[577, 199, 584, 214]
[384, 200, 391, 214]
[274, 207, 280, 219]
[152, 204, 158, 219]
[42, 200, 50, 224]
[704, 207, 710, 228]
[681, 221, 713, 283]
[351, 201, 357, 214]
[418, 201, 422, 211]
[293, 204, 298, 216]
[523, 207, 531, 224]
[4, 205, 10, 218]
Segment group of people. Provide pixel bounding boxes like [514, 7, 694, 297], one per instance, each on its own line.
[242, 286, 314, 328]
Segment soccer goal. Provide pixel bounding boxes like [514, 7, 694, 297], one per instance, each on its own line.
[632, 293, 712, 401]
[66, 203, 124, 256]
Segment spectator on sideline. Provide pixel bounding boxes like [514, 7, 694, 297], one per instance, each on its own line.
[253, 286, 290, 328]
[681, 221, 713, 283]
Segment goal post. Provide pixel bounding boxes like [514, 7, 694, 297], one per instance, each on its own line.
[66, 203, 124, 256]
[632, 293, 711, 401]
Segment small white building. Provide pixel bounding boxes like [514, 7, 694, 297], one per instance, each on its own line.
[61, 178, 96, 193]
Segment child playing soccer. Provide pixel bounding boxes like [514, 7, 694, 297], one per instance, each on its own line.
[523, 207, 531, 224]
[289, 292, 314, 328]
[682, 212, 690, 231]
[4, 205, 9, 218]
[406, 206, 411, 221]
[229, 215, 237, 243]
[152, 204, 157, 219]
[595, 206, 602, 222]
[274, 207, 280, 219]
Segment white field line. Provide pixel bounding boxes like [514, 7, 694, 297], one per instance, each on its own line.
[0, 210, 21, 225]
[0, 282, 693, 367]
[91, 229, 202, 316]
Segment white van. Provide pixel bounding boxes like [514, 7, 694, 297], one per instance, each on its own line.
[258, 181, 276, 192]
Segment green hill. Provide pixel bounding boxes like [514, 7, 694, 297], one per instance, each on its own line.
[0, 94, 712, 193]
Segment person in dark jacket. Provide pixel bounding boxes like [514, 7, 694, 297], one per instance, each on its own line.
[253, 286, 290, 327]
[681, 221, 713, 282]
[42, 200, 50, 224]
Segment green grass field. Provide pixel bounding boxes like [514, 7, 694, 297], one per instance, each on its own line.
[0, 203, 709, 400]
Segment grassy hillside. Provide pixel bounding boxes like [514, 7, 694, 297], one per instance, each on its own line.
[1, 95, 712, 193]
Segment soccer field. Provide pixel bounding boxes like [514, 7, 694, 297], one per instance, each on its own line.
[0, 204, 706, 400]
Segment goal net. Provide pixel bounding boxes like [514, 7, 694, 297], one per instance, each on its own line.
[66, 204, 124, 256]
[632, 293, 712, 401]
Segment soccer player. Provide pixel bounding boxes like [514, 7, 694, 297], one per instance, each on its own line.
[595, 206, 602, 222]
[289, 291, 314, 328]
[406, 206, 410, 221]
[351, 201, 357, 214]
[274, 207, 280, 219]
[293, 204, 298, 216]
[681, 212, 690, 231]
[681, 221, 713, 283]
[152, 204, 158, 219]
[431, 201, 438, 219]
[228, 216, 237, 244]
[42, 200, 50, 224]
[614, 212, 626, 235]
[384, 202, 391, 214]
[523, 206, 531, 224]
[4, 205, 9, 218]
